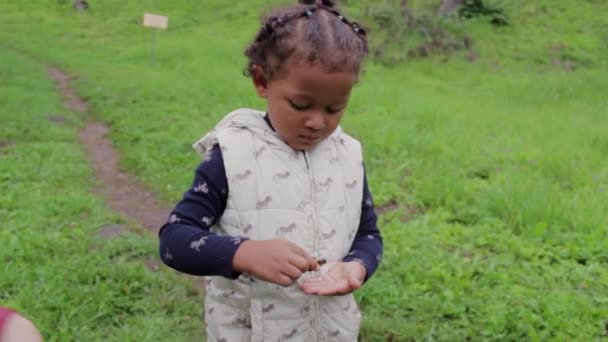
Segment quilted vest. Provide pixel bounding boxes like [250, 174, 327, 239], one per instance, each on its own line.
[193, 108, 364, 342]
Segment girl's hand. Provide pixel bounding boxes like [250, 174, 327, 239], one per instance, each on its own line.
[232, 239, 319, 286]
[300, 261, 367, 296]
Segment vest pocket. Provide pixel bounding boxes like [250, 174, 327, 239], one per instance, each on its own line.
[319, 295, 361, 341]
[263, 318, 312, 342]
[255, 294, 361, 341]
[318, 311, 360, 341]
[205, 296, 252, 342]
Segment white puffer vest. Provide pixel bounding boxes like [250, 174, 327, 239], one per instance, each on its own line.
[193, 108, 364, 342]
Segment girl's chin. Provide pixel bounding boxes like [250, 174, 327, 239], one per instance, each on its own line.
[287, 140, 319, 151]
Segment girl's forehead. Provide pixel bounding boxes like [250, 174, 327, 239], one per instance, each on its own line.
[275, 62, 356, 94]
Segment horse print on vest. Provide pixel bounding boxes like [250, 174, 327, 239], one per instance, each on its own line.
[262, 303, 275, 314]
[317, 177, 333, 192]
[233, 169, 253, 182]
[297, 200, 310, 210]
[307, 215, 314, 224]
[231, 318, 252, 329]
[273, 171, 291, 182]
[328, 330, 341, 338]
[322, 229, 337, 240]
[346, 180, 358, 189]
[253, 145, 267, 159]
[256, 196, 272, 209]
[279, 329, 298, 341]
[331, 136, 347, 147]
[276, 223, 297, 235]
[221, 290, 236, 298]
[242, 224, 253, 234]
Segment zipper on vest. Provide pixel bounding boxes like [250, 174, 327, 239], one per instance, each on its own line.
[302, 151, 317, 254]
[302, 151, 310, 170]
[303, 151, 321, 339]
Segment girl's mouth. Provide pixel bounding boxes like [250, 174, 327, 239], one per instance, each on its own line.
[299, 135, 321, 144]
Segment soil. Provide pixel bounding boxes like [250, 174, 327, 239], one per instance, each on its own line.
[47, 66, 205, 292]
[47, 67, 171, 234]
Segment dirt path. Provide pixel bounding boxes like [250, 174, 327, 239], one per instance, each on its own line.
[47, 65, 206, 305]
[48, 67, 170, 233]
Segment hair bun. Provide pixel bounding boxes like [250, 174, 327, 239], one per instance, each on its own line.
[298, 0, 336, 8]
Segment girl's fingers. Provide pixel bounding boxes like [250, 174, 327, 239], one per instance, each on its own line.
[289, 244, 318, 270]
[316, 281, 347, 295]
[302, 276, 345, 295]
[301, 281, 324, 295]
[301, 278, 323, 288]
[348, 275, 362, 289]
[300, 263, 363, 295]
[289, 243, 309, 257]
[289, 254, 312, 272]
[276, 273, 294, 287]
[282, 264, 304, 281]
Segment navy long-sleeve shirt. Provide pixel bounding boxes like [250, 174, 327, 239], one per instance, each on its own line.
[159, 116, 383, 280]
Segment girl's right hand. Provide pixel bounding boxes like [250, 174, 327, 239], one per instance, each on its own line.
[232, 239, 319, 286]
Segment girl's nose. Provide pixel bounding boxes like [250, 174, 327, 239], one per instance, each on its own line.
[304, 112, 325, 131]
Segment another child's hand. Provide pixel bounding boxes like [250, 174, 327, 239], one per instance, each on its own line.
[232, 239, 319, 286]
[300, 261, 367, 296]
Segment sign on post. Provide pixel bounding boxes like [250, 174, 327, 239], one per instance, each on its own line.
[143, 13, 168, 30]
[143, 13, 168, 65]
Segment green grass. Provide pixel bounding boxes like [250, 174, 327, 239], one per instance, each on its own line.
[1, 0, 607, 340]
[0, 49, 203, 341]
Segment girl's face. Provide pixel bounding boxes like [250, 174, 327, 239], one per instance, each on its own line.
[253, 61, 357, 151]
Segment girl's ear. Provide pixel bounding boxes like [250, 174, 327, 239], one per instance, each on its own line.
[251, 65, 269, 99]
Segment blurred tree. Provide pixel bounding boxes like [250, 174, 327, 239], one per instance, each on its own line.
[73, 0, 88, 11]
[438, 0, 464, 16]
[458, 0, 508, 26]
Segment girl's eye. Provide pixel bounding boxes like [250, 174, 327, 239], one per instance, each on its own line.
[326, 107, 344, 114]
[288, 100, 310, 111]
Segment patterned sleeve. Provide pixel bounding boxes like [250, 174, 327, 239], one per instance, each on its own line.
[158, 145, 247, 278]
[342, 168, 383, 282]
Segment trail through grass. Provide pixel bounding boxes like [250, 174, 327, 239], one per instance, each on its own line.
[0, 49, 203, 341]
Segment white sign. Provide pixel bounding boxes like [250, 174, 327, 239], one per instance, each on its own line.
[143, 13, 168, 30]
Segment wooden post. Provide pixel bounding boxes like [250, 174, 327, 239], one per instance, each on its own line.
[143, 13, 168, 66]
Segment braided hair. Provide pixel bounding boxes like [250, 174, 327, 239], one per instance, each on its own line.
[244, 0, 368, 81]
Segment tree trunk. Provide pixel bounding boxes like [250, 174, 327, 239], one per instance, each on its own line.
[400, 0, 415, 27]
[438, 0, 463, 16]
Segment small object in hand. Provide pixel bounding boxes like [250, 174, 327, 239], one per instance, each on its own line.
[308, 258, 327, 271]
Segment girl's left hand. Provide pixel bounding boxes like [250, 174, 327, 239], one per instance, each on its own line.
[300, 261, 367, 296]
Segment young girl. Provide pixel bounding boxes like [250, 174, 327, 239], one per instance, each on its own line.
[160, 0, 383, 340]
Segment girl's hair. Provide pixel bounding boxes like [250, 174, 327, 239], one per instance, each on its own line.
[244, 0, 368, 80]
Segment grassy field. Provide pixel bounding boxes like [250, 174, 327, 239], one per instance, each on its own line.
[0, 49, 203, 340]
[1, 0, 607, 340]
